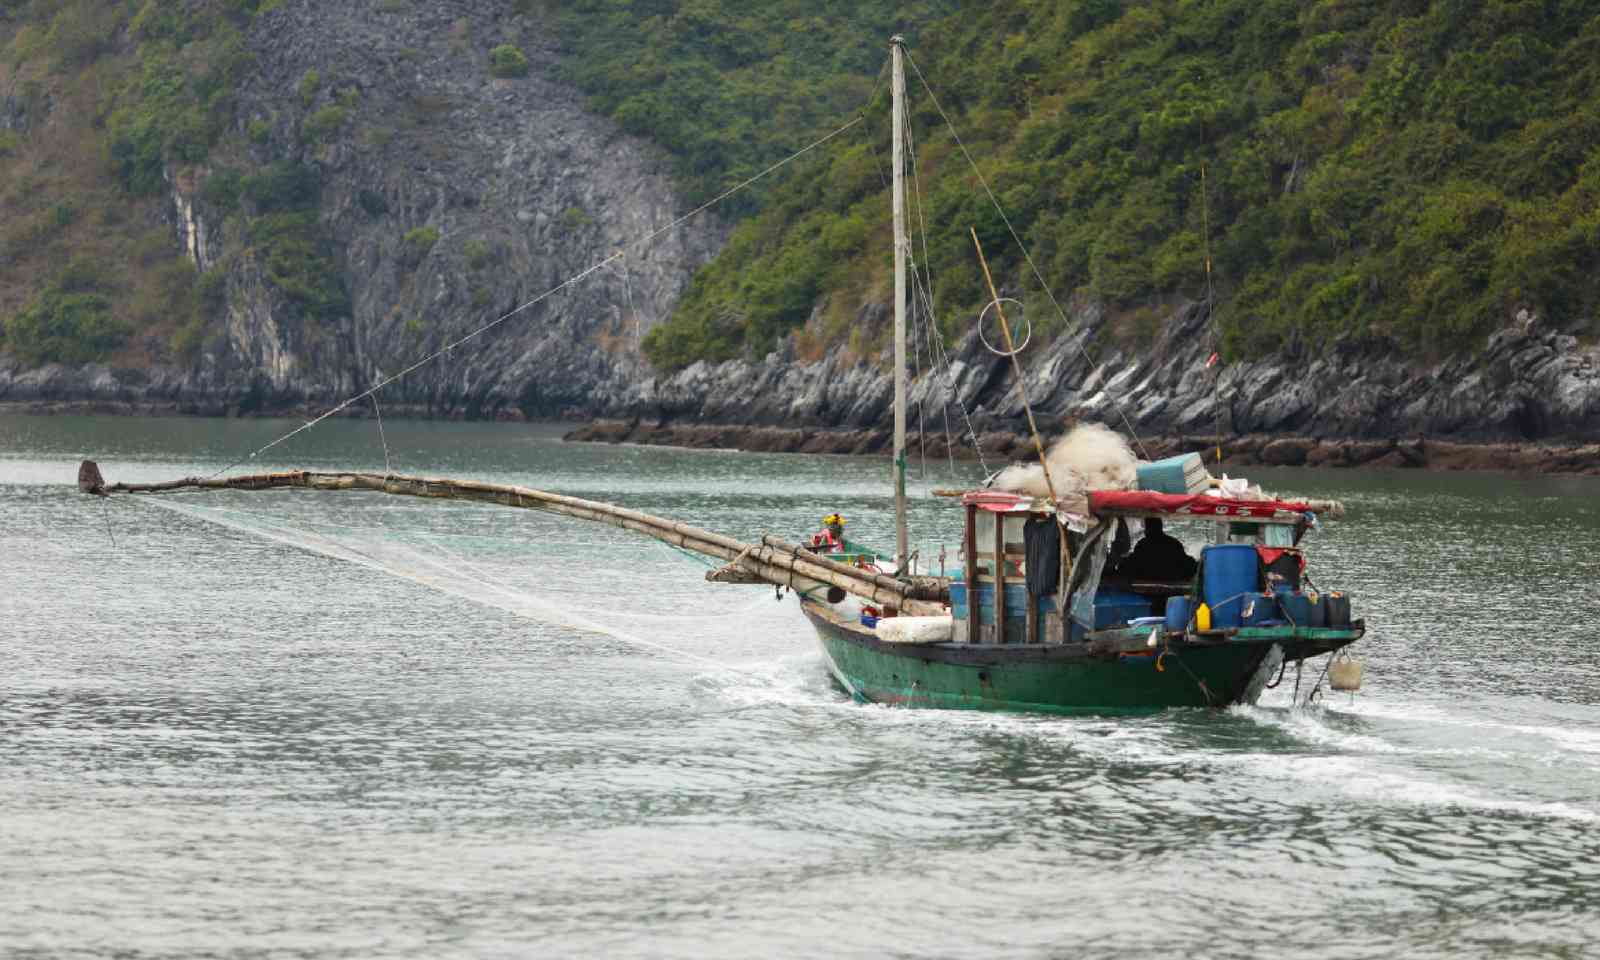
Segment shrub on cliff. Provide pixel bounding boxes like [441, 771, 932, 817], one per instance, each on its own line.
[4, 261, 129, 365]
[402, 226, 441, 264]
[302, 104, 348, 143]
[489, 45, 530, 79]
[248, 213, 350, 320]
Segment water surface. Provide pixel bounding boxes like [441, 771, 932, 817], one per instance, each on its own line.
[3, 415, 1597, 958]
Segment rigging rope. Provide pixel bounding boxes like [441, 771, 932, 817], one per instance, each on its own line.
[1201, 163, 1223, 465]
[906, 113, 963, 481]
[909, 254, 988, 476]
[370, 388, 393, 479]
[905, 50, 1151, 460]
[205, 113, 867, 479]
[865, 86, 981, 480]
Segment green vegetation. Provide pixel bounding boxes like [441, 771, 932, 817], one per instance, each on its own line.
[297, 68, 321, 104]
[561, 206, 593, 230]
[238, 162, 350, 319]
[302, 103, 349, 143]
[610, 0, 1600, 369]
[5, 260, 127, 364]
[553, 0, 957, 213]
[402, 225, 441, 263]
[462, 239, 493, 270]
[488, 44, 530, 79]
[0, 0, 348, 363]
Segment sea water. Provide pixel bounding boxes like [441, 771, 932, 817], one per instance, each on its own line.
[2, 414, 1597, 958]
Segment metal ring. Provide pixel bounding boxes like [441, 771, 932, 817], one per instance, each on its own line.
[977, 298, 1031, 357]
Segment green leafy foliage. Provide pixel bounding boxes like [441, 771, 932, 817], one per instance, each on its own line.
[489, 44, 530, 79]
[2, 0, 276, 364]
[628, 0, 1600, 369]
[4, 260, 128, 364]
[234, 164, 350, 320]
[298, 68, 321, 104]
[402, 226, 441, 264]
[248, 212, 349, 320]
[553, 0, 957, 214]
[302, 104, 349, 143]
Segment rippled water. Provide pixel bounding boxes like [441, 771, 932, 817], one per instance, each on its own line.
[3, 414, 1598, 958]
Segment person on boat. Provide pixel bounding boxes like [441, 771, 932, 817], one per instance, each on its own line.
[811, 513, 847, 552]
[1115, 517, 1197, 582]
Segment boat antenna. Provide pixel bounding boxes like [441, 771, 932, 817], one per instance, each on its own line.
[890, 34, 910, 572]
[970, 229, 1060, 505]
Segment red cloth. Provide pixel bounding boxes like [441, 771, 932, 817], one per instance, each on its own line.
[1257, 547, 1305, 571]
[810, 531, 843, 551]
[1086, 490, 1315, 521]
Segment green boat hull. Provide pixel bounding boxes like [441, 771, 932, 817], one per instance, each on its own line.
[803, 600, 1362, 716]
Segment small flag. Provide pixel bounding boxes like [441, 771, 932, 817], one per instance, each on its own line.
[1205, 352, 1219, 368]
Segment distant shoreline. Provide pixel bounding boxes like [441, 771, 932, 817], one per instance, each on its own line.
[4, 401, 1596, 476]
[565, 419, 1600, 477]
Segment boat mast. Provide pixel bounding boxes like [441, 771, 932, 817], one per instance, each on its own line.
[890, 35, 909, 572]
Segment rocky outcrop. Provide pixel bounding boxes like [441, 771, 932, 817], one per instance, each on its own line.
[574, 300, 1599, 444]
[0, 2, 1595, 474]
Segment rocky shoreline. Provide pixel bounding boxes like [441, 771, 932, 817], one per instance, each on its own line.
[565, 419, 1600, 476]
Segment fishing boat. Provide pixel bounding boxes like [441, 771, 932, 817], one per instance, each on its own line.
[799, 484, 1362, 714]
[80, 38, 1364, 716]
[794, 38, 1364, 713]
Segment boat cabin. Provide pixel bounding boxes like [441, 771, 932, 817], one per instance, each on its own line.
[949, 486, 1349, 646]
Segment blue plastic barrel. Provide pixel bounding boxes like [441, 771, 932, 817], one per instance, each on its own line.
[1165, 595, 1192, 632]
[1278, 592, 1312, 626]
[1201, 545, 1260, 628]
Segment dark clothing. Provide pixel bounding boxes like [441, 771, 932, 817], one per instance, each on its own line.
[1117, 529, 1197, 582]
[1023, 518, 1061, 596]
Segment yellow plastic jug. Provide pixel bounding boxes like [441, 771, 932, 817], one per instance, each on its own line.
[1195, 602, 1212, 631]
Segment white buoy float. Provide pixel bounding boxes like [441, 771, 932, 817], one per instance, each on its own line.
[1329, 652, 1364, 692]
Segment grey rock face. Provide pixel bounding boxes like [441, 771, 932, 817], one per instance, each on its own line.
[0, 0, 722, 418]
[221, 0, 724, 417]
[581, 299, 1600, 445]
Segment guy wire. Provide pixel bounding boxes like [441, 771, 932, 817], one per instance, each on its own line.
[906, 50, 1151, 460]
[1201, 162, 1222, 465]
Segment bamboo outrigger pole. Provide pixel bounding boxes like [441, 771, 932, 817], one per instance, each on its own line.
[83, 463, 946, 615]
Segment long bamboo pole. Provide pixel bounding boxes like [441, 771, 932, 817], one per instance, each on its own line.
[93, 466, 945, 615]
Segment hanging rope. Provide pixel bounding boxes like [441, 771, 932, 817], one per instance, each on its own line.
[906, 114, 965, 481]
[1201, 163, 1223, 465]
[905, 50, 1151, 460]
[370, 387, 394, 480]
[909, 255, 988, 477]
[867, 85, 981, 480]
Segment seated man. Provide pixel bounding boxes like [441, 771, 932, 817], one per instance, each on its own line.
[1117, 517, 1197, 582]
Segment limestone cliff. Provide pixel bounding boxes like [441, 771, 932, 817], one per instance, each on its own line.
[0, 0, 723, 419]
[1, 0, 1596, 467]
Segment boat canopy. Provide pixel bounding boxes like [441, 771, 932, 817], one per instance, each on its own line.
[959, 489, 1344, 524]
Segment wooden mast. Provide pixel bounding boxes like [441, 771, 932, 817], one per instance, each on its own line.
[890, 34, 909, 573]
